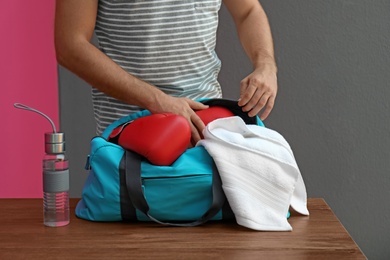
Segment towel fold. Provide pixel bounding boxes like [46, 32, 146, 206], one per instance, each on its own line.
[197, 116, 309, 231]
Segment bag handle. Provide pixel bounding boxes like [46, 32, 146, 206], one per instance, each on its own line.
[125, 150, 226, 226]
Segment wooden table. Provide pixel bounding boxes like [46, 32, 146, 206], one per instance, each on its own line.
[0, 198, 365, 259]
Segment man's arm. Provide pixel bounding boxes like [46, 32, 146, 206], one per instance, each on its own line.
[54, 0, 207, 143]
[223, 0, 278, 120]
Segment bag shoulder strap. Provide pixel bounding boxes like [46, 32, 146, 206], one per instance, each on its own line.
[125, 150, 225, 226]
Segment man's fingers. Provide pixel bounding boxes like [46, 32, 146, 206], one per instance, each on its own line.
[241, 87, 263, 113]
[259, 96, 275, 120]
[190, 112, 205, 142]
[240, 88, 275, 118]
[247, 93, 269, 117]
[238, 68, 277, 119]
[238, 80, 255, 107]
[190, 121, 202, 146]
[187, 99, 209, 110]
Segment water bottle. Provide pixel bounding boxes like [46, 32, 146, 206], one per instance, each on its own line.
[14, 103, 70, 227]
[43, 132, 70, 227]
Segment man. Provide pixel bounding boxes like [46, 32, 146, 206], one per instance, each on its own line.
[55, 0, 278, 144]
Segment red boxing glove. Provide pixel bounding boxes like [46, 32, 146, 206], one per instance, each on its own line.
[109, 113, 191, 166]
[195, 106, 235, 126]
[108, 106, 233, 166]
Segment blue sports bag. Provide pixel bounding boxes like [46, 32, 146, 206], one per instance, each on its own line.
[75, 99, 264, 225]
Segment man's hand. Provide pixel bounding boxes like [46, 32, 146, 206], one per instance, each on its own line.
[149, 96, 208, 146]
[238, 65, 278, 120]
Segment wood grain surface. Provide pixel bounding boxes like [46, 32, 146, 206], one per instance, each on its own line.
[0, 198, 366, 259]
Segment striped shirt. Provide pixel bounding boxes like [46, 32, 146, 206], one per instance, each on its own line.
[92, 0, 223, 135]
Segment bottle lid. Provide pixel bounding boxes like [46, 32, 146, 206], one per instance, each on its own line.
[45, 132, 65, 154]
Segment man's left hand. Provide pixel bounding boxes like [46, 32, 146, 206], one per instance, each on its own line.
[238, 65, 278, 121]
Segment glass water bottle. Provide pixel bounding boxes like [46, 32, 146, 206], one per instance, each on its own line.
[13, 103, 70, 227]
[42, 132, 70, 227]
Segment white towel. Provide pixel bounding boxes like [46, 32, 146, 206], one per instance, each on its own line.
[197, 116, 309, 231]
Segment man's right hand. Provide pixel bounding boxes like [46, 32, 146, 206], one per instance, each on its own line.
[148, 96, 209, 146]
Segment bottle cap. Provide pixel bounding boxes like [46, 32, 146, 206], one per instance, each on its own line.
[45, 132, 65, 154]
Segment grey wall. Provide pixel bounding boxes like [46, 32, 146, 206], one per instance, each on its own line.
[59, 1, 390, 259]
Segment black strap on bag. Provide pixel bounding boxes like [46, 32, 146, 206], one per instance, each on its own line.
[119, 155, 137, 221]
[123, 150, 226, 226]
[201, 98, 258, 125]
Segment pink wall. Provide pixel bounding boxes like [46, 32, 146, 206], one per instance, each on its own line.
[0, 1, 59, 198]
